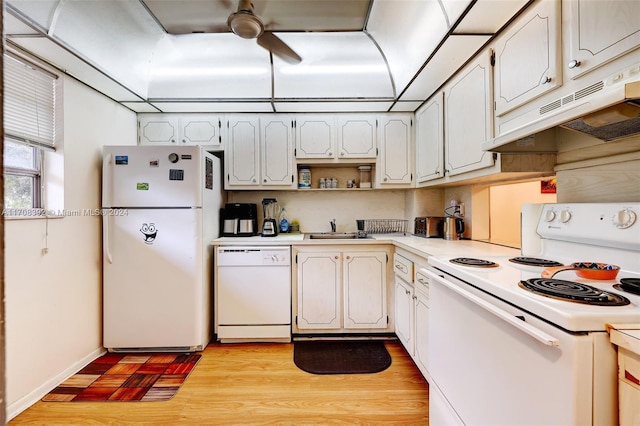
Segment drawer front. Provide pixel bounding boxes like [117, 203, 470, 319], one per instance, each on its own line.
[393, 253, 413, 283]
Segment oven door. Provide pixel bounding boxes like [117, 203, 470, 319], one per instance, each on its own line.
[425, 268, 594, 425]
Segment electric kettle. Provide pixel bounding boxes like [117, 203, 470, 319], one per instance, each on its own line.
[443, 217, 464, 240]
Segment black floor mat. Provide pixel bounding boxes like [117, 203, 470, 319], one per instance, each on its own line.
[293, 340, 392, 375]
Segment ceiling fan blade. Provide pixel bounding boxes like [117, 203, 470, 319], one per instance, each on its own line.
[257, 32, 302, 64]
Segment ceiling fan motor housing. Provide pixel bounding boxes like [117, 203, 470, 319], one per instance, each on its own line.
[228, 0, 264, 39]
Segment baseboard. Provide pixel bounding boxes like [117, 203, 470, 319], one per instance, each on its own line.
[293, 333, 398, 342]
[7, 346, 106, 421]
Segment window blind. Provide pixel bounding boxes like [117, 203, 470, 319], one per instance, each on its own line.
[3, 54, 57, 151]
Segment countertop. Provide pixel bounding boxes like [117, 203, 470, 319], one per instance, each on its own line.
[608, 324, 640, 355]
[212, 233, 521, 259]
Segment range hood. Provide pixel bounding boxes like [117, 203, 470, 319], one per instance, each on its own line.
[483, 71, 640, 153]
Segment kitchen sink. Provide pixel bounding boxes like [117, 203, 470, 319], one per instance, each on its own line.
[304, 232, 371, 240]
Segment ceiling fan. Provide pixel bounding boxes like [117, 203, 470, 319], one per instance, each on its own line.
[227, 0, 302, 64]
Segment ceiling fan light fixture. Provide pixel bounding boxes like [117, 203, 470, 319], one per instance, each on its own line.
[228, 12, 264, 39]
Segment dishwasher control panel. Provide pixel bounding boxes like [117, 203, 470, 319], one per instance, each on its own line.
[217, 246, 291, 266]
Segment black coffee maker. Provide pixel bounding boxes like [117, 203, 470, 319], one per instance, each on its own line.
[261, 198, 279, 237]
[222, 203, 257, 237]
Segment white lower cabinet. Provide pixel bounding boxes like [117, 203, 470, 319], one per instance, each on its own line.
[294, 246, 391, 333]
[414, 269, 430, 380]
[394, 250, 431, 382]
[395, 277, 414, 355]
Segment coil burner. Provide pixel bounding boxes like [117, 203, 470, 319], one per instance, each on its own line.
[450, 258, 499, 268]
[509, 257, 563, 267]
[519, 278, 630, 306]
[613, 278, 640, 296]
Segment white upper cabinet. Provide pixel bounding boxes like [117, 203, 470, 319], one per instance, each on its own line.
[225, 116, 261, 188]
[415, 93, 444, 184]
[493, 0, 562, 116]
[138, 114, 222, 149]
[444, 51, 495, 176]
[376, 115, 413, 187]
[261, 117, 296, 187]
[295, 115, 336, 159]
[336, 115, 377, 159]
[564, 0, 640, 80]
[225, 116, 296, 189]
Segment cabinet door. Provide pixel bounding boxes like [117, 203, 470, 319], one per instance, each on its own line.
[295, 115, 336, 159]
[394, 278, 414, 355]
[415, 93, 444, 183]
[444, 52, 494, 177]
[493, 0, 561, 116]
[138, 114, 178, 145]
[377, 115, 413, 186]
[179, 114, 222, 149]
[336, 115, 377, 159]
[297, 252, 342, 329]
[343, 251, 387, 329]
[225, 117, 260, 188]
[414, 289, 430, 379]
[565, 0, 640, 79]
[261, 117, 295, 187]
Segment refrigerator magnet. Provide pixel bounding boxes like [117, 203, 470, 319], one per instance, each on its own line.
[115, 155, 128, 165]
[136, 183, 149, 190]
[149, 159, 159, 167]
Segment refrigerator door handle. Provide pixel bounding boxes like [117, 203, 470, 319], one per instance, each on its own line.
[103, 153, 113, 264]
[104, 213, 113, 264]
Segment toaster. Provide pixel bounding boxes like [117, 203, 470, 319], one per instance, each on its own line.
[414, 216, 445, 238]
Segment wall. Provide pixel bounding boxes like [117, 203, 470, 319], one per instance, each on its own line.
[488, 181, 556, 247]
[4, 76, 136, 418]
[228, 190, 407, 234]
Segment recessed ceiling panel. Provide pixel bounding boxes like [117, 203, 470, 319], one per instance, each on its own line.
[366, 0, 450, 94]
[5, 0, 60, 32]
[399, 35, 490, 102]
[147, 34, 272, 99]
[142, 0, 371, 34]
[454, 0, 529, 33]
[7, 37, 146, 102]
[273, 33, 393, 99]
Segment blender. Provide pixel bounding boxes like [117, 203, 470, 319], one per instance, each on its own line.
[261, 198, 280, 237]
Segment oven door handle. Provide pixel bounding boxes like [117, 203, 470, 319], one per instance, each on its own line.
[425, 269, 560, 347]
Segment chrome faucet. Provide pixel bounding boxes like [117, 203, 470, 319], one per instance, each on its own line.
[330, 219, 336, 233]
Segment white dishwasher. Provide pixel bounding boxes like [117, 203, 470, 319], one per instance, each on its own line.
[216, 246, 291, 343]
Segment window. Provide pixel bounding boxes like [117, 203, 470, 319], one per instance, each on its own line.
[3, 53, 58, 215]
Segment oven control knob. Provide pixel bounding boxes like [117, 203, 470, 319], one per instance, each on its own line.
[544, 210, 556, 222]
[559, 209, 572, 223]
[613, 209, 637, 229]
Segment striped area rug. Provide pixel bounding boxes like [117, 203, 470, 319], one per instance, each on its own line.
[42, 352, 201, 402]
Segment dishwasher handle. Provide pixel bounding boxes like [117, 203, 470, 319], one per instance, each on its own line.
[424, 269, 560, 347]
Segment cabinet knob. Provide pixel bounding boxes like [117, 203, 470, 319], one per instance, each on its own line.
[334, 256, 339, 260]
[383, 177, 388, 182]
[252, 179, 257, 183]
[171, 139, 176, 143]
[182, 139, 186, 143]
[568, 59, 581, 69]
[263, 179, 267, 183]
[405, 289, 410, 295]
[328, 152, 333, 156]
[346, 256, 351, 260]
[340, 152, 345, 156]
[540, 76, 551, 85]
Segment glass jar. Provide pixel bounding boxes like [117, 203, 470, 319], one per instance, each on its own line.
[358, 165, 372, 188]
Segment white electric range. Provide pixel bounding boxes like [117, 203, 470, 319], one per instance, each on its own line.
[425, 203, 640, 426]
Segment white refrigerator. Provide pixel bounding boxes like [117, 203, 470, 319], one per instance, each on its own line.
[102, 145, 223, 352]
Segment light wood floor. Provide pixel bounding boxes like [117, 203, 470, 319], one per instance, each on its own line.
[10, 340, 429, 425]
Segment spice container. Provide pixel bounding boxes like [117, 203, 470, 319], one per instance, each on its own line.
[358, 165, 372, 188]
